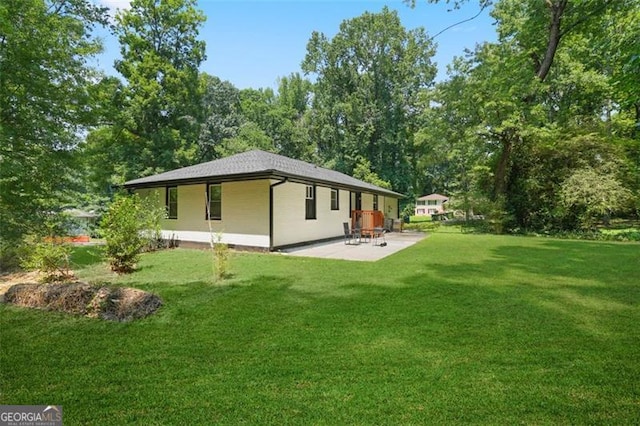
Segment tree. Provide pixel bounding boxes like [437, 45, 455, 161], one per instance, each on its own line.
[197, 73, 243, 161]
[277, 73, 313, 118]
[271, 73, 315, 161]
[80, 76, 130, 194]
[352, 158, 392, 190]
[302, 7, 436, 193]
[414, 71, 490, 219]
[0, 0, 107, 265]
[484, 0, 636, 200]
[408, 0, 639, 231]
[216, 122, 274, 158]
[234, 80, 316, 162]
[491, 0, 631, 82]
[112, 0, 206, 179]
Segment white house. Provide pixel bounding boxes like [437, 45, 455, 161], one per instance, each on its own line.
[123, 150, 403, 250]
[414, 193, 448, 216]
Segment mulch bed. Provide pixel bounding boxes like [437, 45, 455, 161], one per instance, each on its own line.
[3, 282, 162, 322]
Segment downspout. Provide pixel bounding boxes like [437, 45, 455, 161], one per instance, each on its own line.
[269, 178, 288, 250]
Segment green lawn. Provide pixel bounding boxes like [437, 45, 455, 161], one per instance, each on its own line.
[2, 234, 639, 424]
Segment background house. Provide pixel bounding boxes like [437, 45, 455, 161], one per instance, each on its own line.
[414, 193, 448, 216]
[123, 150, 402, 250]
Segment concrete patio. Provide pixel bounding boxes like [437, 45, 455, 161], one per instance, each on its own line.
[279, 231, 427, 261]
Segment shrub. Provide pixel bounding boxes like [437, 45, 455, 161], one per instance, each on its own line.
[403, 221, 441, 232]
[560, 167, 633, 230]
[612, 230, 640, 242]
[101, 195, 145, 273]
[0, 241, 23, 272]
[20, 236, 74, 282]
[101, 193, 169, 273]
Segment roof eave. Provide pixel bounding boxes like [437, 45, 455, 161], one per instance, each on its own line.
[123, 170, 404, 198]
[122, 171, 274, 189]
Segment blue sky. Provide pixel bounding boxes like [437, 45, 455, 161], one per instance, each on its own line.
[94, 0, 497, 90]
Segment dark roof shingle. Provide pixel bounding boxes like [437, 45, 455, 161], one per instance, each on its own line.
[123, 150, 402, 197]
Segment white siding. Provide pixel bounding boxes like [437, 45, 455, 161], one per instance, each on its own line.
[137, 180, 400, 249]
[271, 182, 350, 247]
[136, 180, 270, 248]
[382, 195, 399, 219]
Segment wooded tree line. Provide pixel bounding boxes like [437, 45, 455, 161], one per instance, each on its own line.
[1, 0, 639, 262]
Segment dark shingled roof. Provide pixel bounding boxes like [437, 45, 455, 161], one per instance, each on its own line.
[123, 150, 403, 197]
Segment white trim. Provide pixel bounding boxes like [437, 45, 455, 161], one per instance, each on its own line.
[161, 230, 270, 248]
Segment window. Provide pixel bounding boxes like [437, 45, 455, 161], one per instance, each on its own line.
[207, 184, 222, 220]
[166, 186, 178, 219]
[427, 200, 438, 206]
[330, 188, 339, 210]
[305, 185, 316, 219]
[373, 194, 379, 211]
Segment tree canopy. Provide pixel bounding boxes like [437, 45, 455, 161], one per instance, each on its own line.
[0, 0, 108, 262]
[302, 7, 437, 193]
[2, 0, 638, 267]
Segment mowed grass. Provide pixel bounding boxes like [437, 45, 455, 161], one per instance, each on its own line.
[1, 234, 639, 424]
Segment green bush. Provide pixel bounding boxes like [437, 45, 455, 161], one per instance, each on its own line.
[0, 241, 23, 272]
[101, 193, 168, 273]
[101, 195, 151, 273]
[20, 236, 74, 282]
[541, 229, 640, 242]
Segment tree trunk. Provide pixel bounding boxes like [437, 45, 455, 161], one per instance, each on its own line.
[493, 136, 513, 199]
[536, 0, 568, 82]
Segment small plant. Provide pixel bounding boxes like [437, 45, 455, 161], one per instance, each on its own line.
[211, 232, 230, 282]
[21, 235, 74, 283]
[204, 191, 231, 283]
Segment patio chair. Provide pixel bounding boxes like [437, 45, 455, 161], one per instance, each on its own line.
[343, 222, 361, 245]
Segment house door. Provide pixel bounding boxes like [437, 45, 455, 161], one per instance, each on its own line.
[355, 192, 362, 210]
